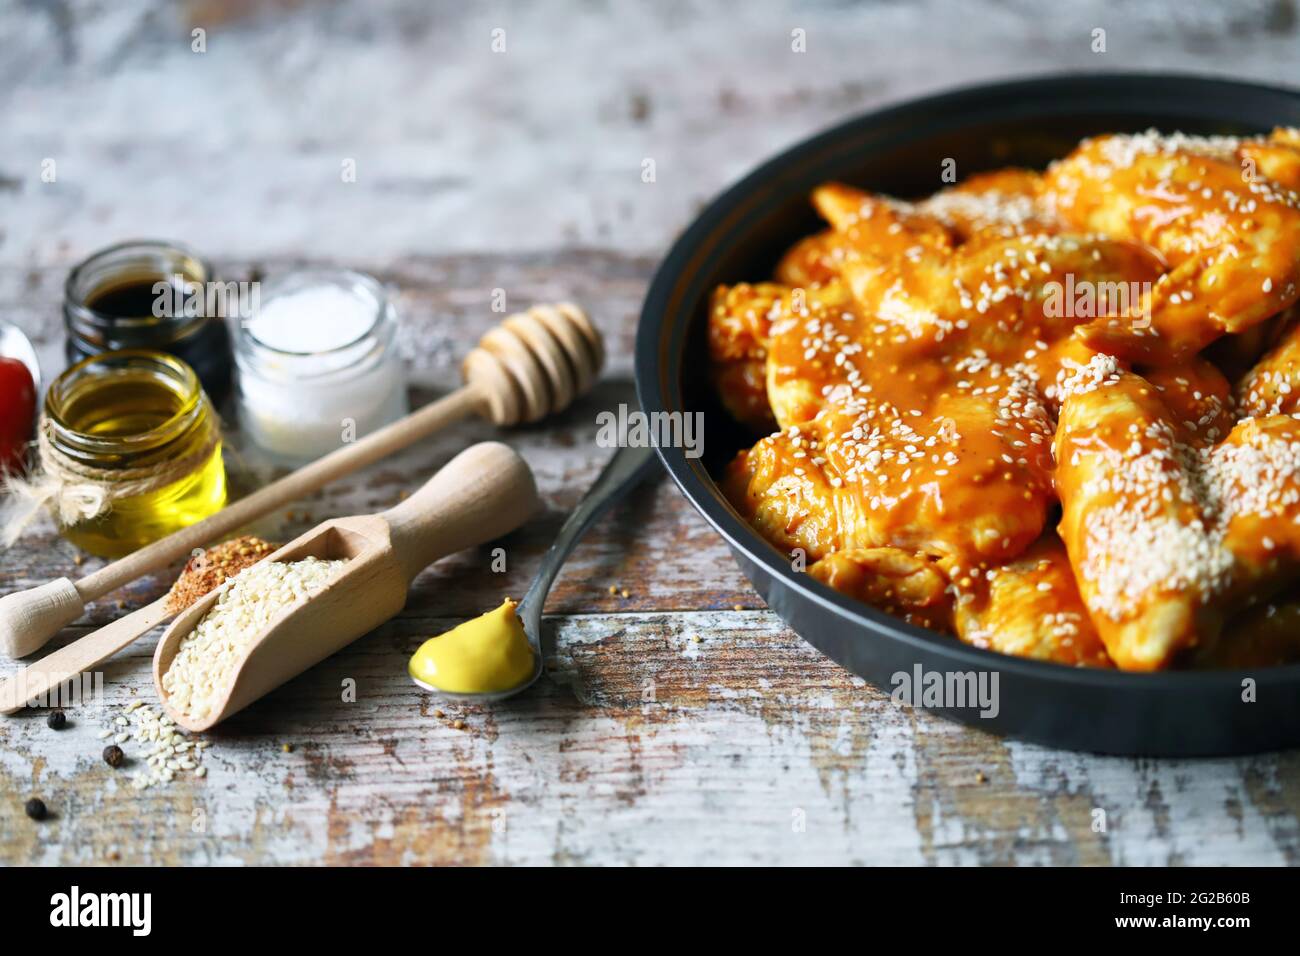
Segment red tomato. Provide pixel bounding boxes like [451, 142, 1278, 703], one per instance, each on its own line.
[0, 356, 36, 476]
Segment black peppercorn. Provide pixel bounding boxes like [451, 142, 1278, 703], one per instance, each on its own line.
[46, 710, 66, 730]
[102, 745, 125, 768]
[25, 797, 47, 821]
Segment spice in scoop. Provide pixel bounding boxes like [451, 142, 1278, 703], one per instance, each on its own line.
[165, 535, 277, 614]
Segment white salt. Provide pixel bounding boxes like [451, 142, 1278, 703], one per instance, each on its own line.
[245, 285, 376, 354]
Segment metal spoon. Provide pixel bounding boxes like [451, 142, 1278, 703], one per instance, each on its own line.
[411, 442, 659, 702]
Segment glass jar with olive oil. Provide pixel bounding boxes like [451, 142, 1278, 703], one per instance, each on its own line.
[43, 351, 227, 557]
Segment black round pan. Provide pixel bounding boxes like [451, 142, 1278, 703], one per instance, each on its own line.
[635, 73, 1300, 756]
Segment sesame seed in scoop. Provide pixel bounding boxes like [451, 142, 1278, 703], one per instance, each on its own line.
[161, 556, 347, 722]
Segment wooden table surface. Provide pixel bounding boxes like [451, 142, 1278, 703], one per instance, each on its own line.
[3, 0, 1299, 866]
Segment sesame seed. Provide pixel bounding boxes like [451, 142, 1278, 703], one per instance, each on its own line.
[161, 557, 346, 723]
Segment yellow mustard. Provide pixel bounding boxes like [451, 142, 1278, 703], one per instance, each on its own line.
[408, 599, 536, 695]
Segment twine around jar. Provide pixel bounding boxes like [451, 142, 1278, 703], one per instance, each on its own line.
[0, 416, 220, 546]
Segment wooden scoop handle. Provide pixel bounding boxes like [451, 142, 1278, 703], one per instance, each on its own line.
[379, 441, 541, 581]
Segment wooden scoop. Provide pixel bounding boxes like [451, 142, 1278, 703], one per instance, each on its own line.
[152, 441, 539, 731]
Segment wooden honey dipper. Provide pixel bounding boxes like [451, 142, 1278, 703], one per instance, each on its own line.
[0, 302, 602, 661]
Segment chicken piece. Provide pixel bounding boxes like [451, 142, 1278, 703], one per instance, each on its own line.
[1044, 131, 1300, 363]
[1040, 337, 1120, 412]
[775, 230, 847, 287]
[724, 380, 1055, 566]
[722, 431, 872, 562]
[730, 181, 1059, 431]
[1045, 341, 1233, 447]
[708, 282, 784, 432]
[708, 277, 871, 432]
[809, 548, 954, 633]
[762, 232, 1162, 432]
[1053, 355, 1228, 669]
[837, 232, 1163, 367]
[762, 279, 874, 428]
[1209, 414, 1300, 593]
[808, 537, 1112, 667]
[917, 168, 1062, 243]
[767, 184, 954, 293]
[775, 173, 1058, 286]
[1237, 309, 1300, 416]
[811, 182, 955, 262]
[1181, 417, 1300, 666]
[752, 180, 1160, 432]
[943, 535, 1113, 668]
[1055, 356, 1300, 670]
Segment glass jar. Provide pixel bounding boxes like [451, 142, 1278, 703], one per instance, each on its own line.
[233, 269, 408, 464]
[63, 240, 234, 406]
[44, 350, 227, 558]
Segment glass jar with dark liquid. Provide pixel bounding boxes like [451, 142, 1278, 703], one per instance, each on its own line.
[63, 241, 234, 406]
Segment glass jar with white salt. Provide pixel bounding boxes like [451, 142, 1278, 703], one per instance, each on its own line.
[233, 270, 407, 463]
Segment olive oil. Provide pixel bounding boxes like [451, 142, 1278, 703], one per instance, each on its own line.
[44, 351, 226, 558]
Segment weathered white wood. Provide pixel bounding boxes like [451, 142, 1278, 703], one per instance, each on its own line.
[1, 0, 1298, 865]
[1, 0, 1294, 266]
[2, 611, 1295, 865]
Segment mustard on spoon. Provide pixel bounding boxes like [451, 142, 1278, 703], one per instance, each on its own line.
[409, 443, 658, 702]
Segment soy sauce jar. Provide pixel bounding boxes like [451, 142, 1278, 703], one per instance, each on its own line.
[63, 241, 234, 406]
